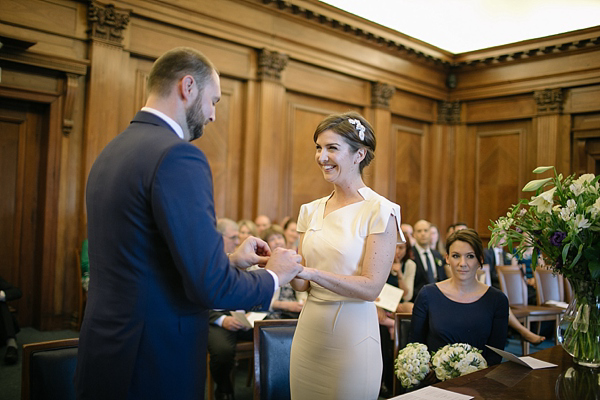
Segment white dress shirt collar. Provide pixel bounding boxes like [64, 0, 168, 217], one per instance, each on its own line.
[141, 107, 185, 140]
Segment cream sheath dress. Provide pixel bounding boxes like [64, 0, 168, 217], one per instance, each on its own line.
[289, 187, 403, 400]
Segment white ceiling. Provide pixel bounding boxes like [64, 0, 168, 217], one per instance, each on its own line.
[320, 0, 600, 53]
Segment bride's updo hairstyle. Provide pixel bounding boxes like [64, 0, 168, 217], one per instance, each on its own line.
[445, 228, 485, 268]
[313, 111, 376, 174]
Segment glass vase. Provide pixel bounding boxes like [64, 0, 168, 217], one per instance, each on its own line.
[557, 278, 600, 368]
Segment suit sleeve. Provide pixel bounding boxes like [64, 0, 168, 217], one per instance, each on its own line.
[151, 143, 274, 311]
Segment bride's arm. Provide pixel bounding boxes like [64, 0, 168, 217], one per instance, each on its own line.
[296, 216, 397, 301]
[290, 233, 310, 292]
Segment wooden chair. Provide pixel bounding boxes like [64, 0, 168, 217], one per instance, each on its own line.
[496, 265, 563, 355]
[392, 313, 412, 396]
[206, 340, 254, 400]
[21, 338, 79, 400]
[534, 267, 565, 306]
[564, 277, 573, 304]
[253, 319, 297, 400]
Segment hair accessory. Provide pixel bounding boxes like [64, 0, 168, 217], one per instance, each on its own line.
[348, 118, 365, 141]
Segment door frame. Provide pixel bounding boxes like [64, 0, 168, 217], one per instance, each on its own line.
[0, 85, 62, 329]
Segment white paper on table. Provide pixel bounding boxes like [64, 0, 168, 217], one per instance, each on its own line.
[544, 300, 568, 309]
[374, 283, 404, 312]
[388, 386, 473, 399]
[230, 311, 268, 329]
[485, 345, 557, 369]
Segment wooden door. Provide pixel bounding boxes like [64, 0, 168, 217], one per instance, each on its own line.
[0, 98, 46, 327]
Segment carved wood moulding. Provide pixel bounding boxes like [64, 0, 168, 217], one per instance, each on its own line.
[437, 100, 461, 125]
[87, 1, 130, 45]
[534, 88, 563, 115]
[257, 48, 289, 81]
[371, 82, 395, 109]
[257, 0, 600, 69]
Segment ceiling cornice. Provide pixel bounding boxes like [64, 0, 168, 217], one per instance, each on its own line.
[257, 0, 600, 69]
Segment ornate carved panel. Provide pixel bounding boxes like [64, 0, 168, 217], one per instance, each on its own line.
[534, 88, 564, 115]
[371, 82, 395, 109]
[87, 1, 130, 44]
[257, 49, 289, 82]
[437, 101, 461, 124]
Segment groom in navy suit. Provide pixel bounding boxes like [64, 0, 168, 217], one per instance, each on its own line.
[75, 48, 303, 400]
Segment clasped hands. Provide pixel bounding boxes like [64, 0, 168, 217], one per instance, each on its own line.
[229, 236, 311, 286]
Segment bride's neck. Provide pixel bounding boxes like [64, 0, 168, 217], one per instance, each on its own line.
[332, 179, 365, 203]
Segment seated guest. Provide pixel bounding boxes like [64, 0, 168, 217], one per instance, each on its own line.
[430, 224, 446, 256]
[0, 276, 22, 365]
[283, 219, 299, 252]
[262, 226, 303, 319]
[208, 218, 248, 400]
[378, 240, 416, 396]
[410, 229, 509, 366]
[411, 219, 446, 302]
[401, 223, 415, 247]
[483, 241, 510, 289]
[237, 219, 258, 244]
[254, 215, 271, 236]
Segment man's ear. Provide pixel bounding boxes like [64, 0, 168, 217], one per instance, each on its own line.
[180, 75, 195, 101]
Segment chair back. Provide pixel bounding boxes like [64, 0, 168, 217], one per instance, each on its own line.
[392, 313, 412, 396]
[21, 338, 79, 400]
[534, 267, 564, 305]
[564, 277, 573, 303]
[496, 265, 528, 306]
[253, 319, 297, 400]
[478, 264, 492, 286]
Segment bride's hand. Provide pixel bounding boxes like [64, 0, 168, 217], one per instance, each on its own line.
[297, 267, 316, 281]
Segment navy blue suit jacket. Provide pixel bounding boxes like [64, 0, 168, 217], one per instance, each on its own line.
[75, 112, 274, 400]
[410, 247, 446, 302]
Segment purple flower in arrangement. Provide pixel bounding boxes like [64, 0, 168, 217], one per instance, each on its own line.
[516, 227, 523, 234]
[550, 231, 567, 247]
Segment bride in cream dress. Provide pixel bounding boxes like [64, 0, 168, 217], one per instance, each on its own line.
[290, 112, 404, 400]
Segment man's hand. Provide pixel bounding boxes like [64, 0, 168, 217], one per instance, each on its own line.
[265, 248, 303, 286]
[229, 236, 271, 269]
[222, 316, 248, 331]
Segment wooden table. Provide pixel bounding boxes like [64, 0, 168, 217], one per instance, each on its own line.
[434, 346, 600, 399]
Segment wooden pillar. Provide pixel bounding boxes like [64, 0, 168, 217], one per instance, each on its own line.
[254, 49, 289, 221]
[368, 82, 395, 198]
[534, 88, 564, 170]
[82, 1, 130, 182]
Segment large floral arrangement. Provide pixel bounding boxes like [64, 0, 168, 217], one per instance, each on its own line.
[489, 166, 600, 285]
[394, 343, 431, 389]
[430, 343, 488, 381]
[489, 166, 600, 366]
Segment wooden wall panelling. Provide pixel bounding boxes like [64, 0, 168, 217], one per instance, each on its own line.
[470, 120, 531, 242]
[286, 93, 362, 220]
[283, 60, 369, 107]
[465, 94, 535, 123]
[193, 77, 244, 220]
[572, 112, 600, 175]
[254, 76, 287, 221]
[389, 89, 436, 123]
[565, 85, 600, 114]
[368, 106, 393, 198]
[392, 116, 427, 226]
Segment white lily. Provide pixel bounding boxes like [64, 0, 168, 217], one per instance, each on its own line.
[529, 187, 557, 213]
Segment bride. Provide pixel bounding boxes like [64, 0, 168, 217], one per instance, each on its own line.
[289, 111, 404, 400]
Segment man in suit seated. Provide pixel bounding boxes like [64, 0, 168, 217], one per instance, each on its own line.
[411, 219, 446, 302]
[484, 241, 511, 289]
[0, 276, 22, 365]
[208, 218, 252, 400]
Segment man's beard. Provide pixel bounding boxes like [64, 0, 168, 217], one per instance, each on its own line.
[186, 94, 206, 141]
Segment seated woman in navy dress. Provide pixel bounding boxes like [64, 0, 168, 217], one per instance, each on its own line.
[409, 228, 509, 365]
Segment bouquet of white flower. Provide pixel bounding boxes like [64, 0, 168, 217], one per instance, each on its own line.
[431, 343, 487, 381]
[394, 343, 431, 389]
